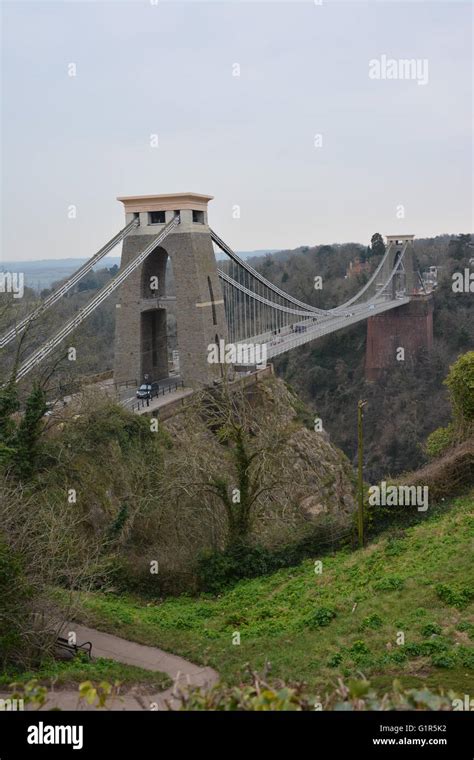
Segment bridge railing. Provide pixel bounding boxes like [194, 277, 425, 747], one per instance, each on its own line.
[114, 378, 138, 391]
[129, 380, 185, 413]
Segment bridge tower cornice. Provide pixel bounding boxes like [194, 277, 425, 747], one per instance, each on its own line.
[117, 192, 213, 213]
[117, 192, 214, 237]
[385, 234, 415, 244]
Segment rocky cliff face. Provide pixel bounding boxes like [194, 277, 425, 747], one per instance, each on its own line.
[33, 376, 357, 594]
[163, 376, 356, 536]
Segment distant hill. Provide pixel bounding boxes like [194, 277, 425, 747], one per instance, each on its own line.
[0, 258, 122, 292]
[1, 250, 279, 291]
[239, 249, 280, 258]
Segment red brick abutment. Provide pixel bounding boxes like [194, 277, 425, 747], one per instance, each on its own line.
[365, 295, 434, 381]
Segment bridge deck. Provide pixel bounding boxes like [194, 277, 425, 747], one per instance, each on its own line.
[239, 298, 410, 358]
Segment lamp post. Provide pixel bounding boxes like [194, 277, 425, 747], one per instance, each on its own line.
[357, 400, 368, 548]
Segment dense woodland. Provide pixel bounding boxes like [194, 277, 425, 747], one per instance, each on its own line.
[254, 233, 473, 479]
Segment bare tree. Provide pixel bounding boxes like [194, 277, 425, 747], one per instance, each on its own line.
[164, 378, 297, 548]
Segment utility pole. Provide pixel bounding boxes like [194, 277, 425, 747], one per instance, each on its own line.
[357, 400, 367, 548]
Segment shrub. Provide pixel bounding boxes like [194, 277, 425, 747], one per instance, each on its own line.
[457, 622, 474, 639]
[172, 673, 456, 711]
[373, 575, 404, 591]
[388, 650, 407, 664]
[305, 606, 337, 629]
[0, 537, 32, 667]
[431, 653, 456, 669]
[107, 555, 196, 598]
[361, 613, 383, 630]
[445, 351, 474, 426]
[0, 383, 47, 480]
[197, 544, 275, 594]
[436, 583, 473, 610]
[426, 424, 455, 458]
[350, 640, 370, 656]
[9, 674, 458, 711]
[458, 646, 474, 668]
[327, 652, 343, 668]
[403, 643, 424, 657]
[404, 639, 450, 658]
[420, 622, 442, 637]
[197, 522, 352, 594]
[174, 675, 313, 711]
[74, 402, 155, 451]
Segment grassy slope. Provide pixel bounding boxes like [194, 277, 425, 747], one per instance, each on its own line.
[68, 494, 474, 698]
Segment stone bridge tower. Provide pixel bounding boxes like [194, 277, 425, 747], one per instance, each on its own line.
[114, 193, 228, 388]
[383, 234, 416, 298]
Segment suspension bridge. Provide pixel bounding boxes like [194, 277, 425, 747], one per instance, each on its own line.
[213, 229, 412, 361]
[1, 193, 430, 393]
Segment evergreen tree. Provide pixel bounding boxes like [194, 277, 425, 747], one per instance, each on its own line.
[0, 381, 20, 466]
[370, 233, 386, 258]
[11, 384, 47, 480]
[448, 233, 472, 261]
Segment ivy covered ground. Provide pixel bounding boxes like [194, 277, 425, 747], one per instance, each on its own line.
[66, 493, 474, 699]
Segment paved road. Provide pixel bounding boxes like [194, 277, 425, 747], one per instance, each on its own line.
[1, 623, 218, 711]
[120, 375, 183, 412]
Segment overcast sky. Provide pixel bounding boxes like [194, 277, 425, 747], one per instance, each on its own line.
[1, 0, 472, 262]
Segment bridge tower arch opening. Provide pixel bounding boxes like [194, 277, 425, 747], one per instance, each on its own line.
[114, 193, 229, 388]
[141, 245, 169, 298]
[139, 244, 176, 382]
[392, 248, 406, 297]
[385, 235, 416, 297]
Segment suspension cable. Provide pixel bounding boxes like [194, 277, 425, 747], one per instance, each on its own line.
[12, 216, 179, 384]
[0, 217, 139, 349]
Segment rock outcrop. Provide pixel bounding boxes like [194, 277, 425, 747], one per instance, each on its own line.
[163, 376, 356, 531]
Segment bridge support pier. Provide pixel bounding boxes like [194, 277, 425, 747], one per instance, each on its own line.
[365, 296, 434, 381]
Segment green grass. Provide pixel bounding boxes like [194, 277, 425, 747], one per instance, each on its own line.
[64, 493, 474, 698]
[0, 655, 171, 692]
